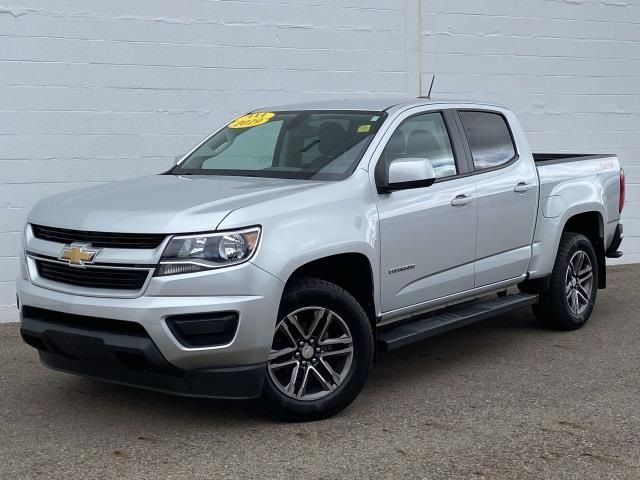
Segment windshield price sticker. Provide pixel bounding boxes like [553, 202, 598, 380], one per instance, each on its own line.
[357, 124, 372, 133]
[228, 112, 276, 129]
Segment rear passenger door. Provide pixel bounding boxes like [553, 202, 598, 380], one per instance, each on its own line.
[456, 110, 538, 287]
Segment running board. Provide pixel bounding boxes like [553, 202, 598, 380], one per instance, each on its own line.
[377, 293, 538, 352]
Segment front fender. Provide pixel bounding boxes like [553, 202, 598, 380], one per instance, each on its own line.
[217, 169, 382, 314]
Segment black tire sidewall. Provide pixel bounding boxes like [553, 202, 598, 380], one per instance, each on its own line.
[261, 278, 374, 421]
[542, 233, 598, 329]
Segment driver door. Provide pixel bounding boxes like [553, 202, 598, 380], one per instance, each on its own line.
[374, 110, 478, 313]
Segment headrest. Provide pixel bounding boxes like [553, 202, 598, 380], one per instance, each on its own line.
[406, 129, 440, 157]
[318, 122, 347, 155]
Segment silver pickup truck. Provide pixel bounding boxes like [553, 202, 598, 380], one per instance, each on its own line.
[17, 98, 625, 421]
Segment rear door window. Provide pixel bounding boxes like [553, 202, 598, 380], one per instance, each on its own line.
[458, 111, 516, 170]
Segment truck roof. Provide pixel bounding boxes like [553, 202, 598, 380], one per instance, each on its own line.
[256, 97, 507, 112]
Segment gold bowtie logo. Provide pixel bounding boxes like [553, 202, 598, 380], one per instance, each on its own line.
[59, 243, 100, 266]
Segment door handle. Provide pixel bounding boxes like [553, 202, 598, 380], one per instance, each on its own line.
[514, 182, 533, 194]
[451, 194, 473, 207]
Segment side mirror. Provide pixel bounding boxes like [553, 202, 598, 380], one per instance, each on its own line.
[379, 157, 436, 193]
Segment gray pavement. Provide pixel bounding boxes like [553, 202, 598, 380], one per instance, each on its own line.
[1, 265, 638, 479]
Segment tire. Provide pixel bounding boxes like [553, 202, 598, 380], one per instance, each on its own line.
[261, 277, 374, 422]
[533, 232, 598, 331]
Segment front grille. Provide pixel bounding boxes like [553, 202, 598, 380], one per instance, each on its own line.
[31, 224, 166, 249]
[36, 260, 149, 290]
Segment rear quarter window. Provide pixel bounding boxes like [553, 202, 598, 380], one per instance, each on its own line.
[458, 111, 516, 170]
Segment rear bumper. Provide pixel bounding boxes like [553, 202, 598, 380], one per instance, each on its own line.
[20, 315, 265, 399]
[606, 223, 624, 258]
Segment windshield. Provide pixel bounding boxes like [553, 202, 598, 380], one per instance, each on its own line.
[171, 110, 387, 181]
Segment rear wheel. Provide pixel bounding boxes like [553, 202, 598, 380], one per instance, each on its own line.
[532, 232, 598, 330]
[261, 277, 373, 421]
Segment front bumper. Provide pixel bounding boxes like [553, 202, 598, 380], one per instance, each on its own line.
[21, 314, 265, 399]
[17, 260, 284, 398]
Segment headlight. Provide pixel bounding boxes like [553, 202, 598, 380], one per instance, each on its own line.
[156, 227, 260, 276]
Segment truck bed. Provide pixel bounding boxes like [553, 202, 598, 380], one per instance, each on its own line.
[530, 151, 621, 279]
[533, 153, 614, 165]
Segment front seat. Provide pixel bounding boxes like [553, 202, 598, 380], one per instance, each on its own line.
[405, 129, 441, 159]
[314, 122, 348, 163]
[383, 130, 407, 164]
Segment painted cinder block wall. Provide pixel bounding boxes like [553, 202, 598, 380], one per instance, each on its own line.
[420, 0, 640, 265]
[1, 0, 638, 312]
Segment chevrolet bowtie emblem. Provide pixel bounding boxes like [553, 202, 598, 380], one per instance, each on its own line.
[59, 243, 101, 266]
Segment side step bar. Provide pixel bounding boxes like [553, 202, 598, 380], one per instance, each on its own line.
[377, 293, 538, 352]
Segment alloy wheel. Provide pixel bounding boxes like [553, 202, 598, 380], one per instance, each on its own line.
[565, 250, 593, 315]
[267, 307, 354, 401]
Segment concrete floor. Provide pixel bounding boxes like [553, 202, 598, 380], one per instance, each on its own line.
[1, 265, 638, 479]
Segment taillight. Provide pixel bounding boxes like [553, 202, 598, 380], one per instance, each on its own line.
[619, 168, 626, 213]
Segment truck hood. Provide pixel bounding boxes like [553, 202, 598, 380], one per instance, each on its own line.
[28, 175, 324, 234]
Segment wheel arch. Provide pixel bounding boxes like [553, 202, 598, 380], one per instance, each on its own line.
[284, 252, 377, 329]
[525, 207, 606, 292]
[561, 210, 606, 288]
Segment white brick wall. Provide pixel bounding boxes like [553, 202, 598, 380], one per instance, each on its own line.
[0, 0, 409, 307]
[0, 0, 638, 310]
[420, 0, 640, 263]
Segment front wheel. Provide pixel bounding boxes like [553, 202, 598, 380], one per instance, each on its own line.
[261, 277, 374, 422]
[533, 232, 598, 330]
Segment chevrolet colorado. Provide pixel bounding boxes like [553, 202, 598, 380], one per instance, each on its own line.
[18, 98, 625, 421]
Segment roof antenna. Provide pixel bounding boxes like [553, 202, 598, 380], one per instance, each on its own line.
[426, 75, 436, 99]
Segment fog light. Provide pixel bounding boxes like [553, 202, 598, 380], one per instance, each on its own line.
[166, 312, 239, 348]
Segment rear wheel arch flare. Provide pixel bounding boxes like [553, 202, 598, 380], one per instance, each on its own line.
[560, 211, 606, 289]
